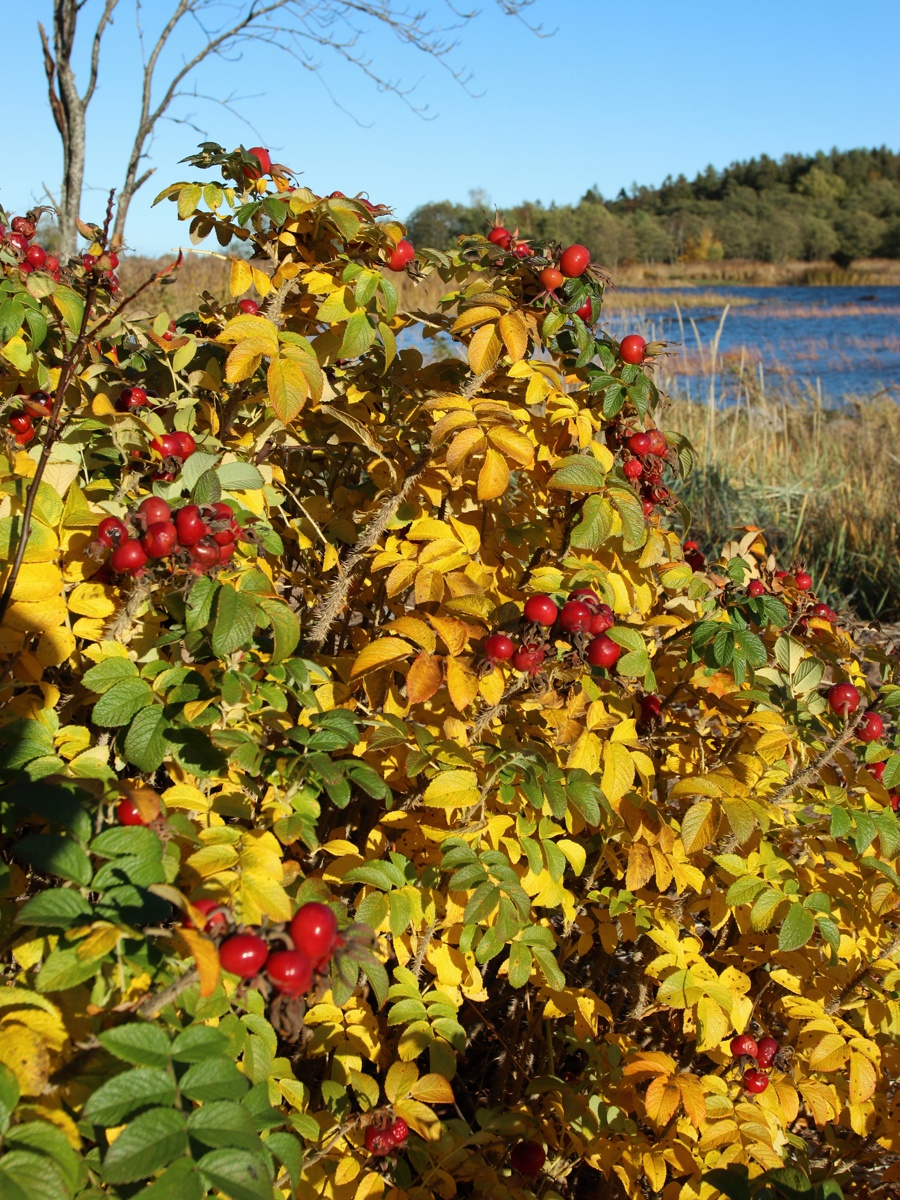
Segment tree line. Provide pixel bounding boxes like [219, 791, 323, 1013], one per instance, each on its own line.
[406, 147, 900, 267]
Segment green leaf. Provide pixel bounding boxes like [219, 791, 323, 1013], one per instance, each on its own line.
[569, 494, 615, 550]
[84, 1067, 176, 1127]
[4, 1120, 80, 1191]
[170, 1025, 230, 1063]
[532, 945, 566, 990]
[51, 285, 85, 336]
[725, 875, 766, 907]
[13, 834, 92, 885]
[179, 1056, 250, 1102]
[217, 462, 265, 491]
[102, 1107, 188, 1185]
[83, 658, 140, 693]
[35, 946, 105, 992]
[99, 1023, 171, 1068]
[257, 597, 301, 663]
[0, 1063, 20, 1134]
[186, 575, 220, 633]
[607, 484, 647, 551]
[507, 942, 533, 988]
[339, 311, 376, 359]
[91, 825, 160, 858]
[92, 678, 154, 727]
[140, 1158, 204, 1200]
[17, 888, 93, 928]
[549, 455, 608, 492]
[123, 706, 169, 773]
[198, 1149, 272, 1200]
[778, 903, 815, 952]
[212, 584, 258, 656]
[187, 1101, 263, 1152]
[0, 1150, 70, 1200]
[264, 1132, 304, 1191]
[181, 452, 220, 491]
[191, 469, 222, 506]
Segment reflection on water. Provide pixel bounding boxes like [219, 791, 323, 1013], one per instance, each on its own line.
[603, 285, 900, 402]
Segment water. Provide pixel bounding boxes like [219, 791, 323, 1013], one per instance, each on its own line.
[604, 285, 900, 403]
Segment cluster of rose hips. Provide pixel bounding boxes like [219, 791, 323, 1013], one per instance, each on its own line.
[93, 495, 243, 579]
[684, 540, 706, 571]
[484, 588, 621, 677]
[5, 390, 53, 447]
[824, 683, 898, 808]
[2, 215, 61, 280]
[364, 1116, 410, 1158]
[606, 421, 673, 514]
[207, 901, 340, 998]
[730, 1033, 782, 1094]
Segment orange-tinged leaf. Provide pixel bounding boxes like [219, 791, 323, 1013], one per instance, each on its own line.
[642, 1151, 666, 1193]
[477, 447, 510, 501]
[850, 1051, 877, 1105]
[446, 656, 479, 711]
[406, 652, 443, 706]
[626, 842, 654, 892]
[350, 637, 414, 679]
[178, 927, 221, 997]
[446, 428, 486, 475]
[414, 567, 444, 605]
[267, 355, 308, 424]
[809, 1033, 849, 1072]
[467, 322, 502, 375]
[217, 312, 279, 354]
[224, 341, 264, 384]
[383, 616, 436, 653]
[431, 410, 479, 444]
[675, 1074, 708, 1127]
[486, 425, 534, 466]
[450, 305, 501, 333]
[430, 615, 470, 656]
[644, 1076, 680, 1127]
[386, 559, 418, 597]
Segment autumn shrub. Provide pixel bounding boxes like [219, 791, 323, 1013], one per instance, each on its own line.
[1, 145, 899, 1200]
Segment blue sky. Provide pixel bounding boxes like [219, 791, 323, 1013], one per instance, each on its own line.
[5, 0, 899, 254]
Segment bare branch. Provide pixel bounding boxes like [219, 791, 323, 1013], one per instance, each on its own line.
[82, 0, 120, 106]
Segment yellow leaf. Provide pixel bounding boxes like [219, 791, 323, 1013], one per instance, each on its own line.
[642, 1151, 667, 1193]
[431, 410, 479, 444]
[414, 567, 444, 605]
[850, 1051, 877, 1105]
[177, 928, 221, 997]
[224, 341, 263, 383]
[409, 1073, 454, 1104]
[6, 596, 68, 633]
[680, 801, 717, 853]
[185, 844, 240, 878]
[238, 871, 293, 924]
[267, 355, 308, 424]
[350, 637, 414, 679]
[229, 257, 253, 296]
[0, 562, 62, 602]
[406, 652, 443, 706]
[626, 843, 654, 892]
[467, 322, 502, 374]
[36, 627, 76, 668]
[446, 428, 486, 475]
[383, 616, 436, 653]
[675, 1073, 708, 1127]
[477, 447, 510, 501]
[393, 1097, 442, 1140]
[602, 741, 635, 803]
[75, 924, 122, 960]
[162, 784, 210, 812]
[334, 1156, 361, 1186]
[498, 311, 529, 362]
[67, 582, 117, 618]
[809, 1033, 849, 1072]
[486, 425, 534, 466]
[0, 1024, 52, 1097]
[385, 1061, 419, 1104]
[446, 656, 479, 712]
[386, 559, 418, 598]
[251, 266, 271, 297]
[430, 615, 470, 655]
[424, 769, 480, 810]
[450, 305, 502, 333]
[644, 1076, 681, 1127]
[217, 313, 279, 354]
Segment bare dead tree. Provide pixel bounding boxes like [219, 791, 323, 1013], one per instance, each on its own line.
[38, 0, 545, 258]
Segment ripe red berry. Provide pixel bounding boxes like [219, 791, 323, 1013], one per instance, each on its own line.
[97, 516, 128, 548]
[9, 413, 33, 433]
[828, 683, 860, 716]
[574, 299, 593, 321]
[539, 266, 564, 292]
[640, 694, 663, 722]
[646, 429, 667, 456]
[116, 386, 149, 413]
[244, 146, 272, 179]
[748, 581, 766, 597]
[365, 1126, 395, 1157]
[559, 244, 589, 278]
[386, 239, 415, 271]
[627, 432, 652, 455]
[510, 1141, 546, 1175]
[891, 792, 900, 813]
[857, 711, 884, 743]
[116, 798, 146, 826]
[485, 633, 515, 661]
[730, 1034, 758, 1059]
[110, 539, 148, 574]
[743, 1069, 769, 1094]
[137, 496, 171, 526]
[512, 645, 545, 674]
[587, 634, 620, 669]
[290, 902, 339, 964]
[190, 540, 221, 567]
[795, 571, 813, 591]
[175, 505, 209, 546]
[619, 334, 647, 365]
[649, 483, 670, 504]
[143, 521, 178, 558]
[559, 600, 592, 633]
[589, 604, 614, 635]
[25, 244, 46, 268]
[810, 603, 833, 622]
[389, 1118, 409, 1146]
[266, 949, 314, 995]
[44, 254, 60, 273]
[187, 898, 229, 933]
[7, 232, 29, 255]
[169, 431, 196, 459]
[755, 1036, 780, 1069]
[11, 216, 36, 238]
[239, 299, 259, 314]
[642, 499, 655, 517]
[568, 587, 599, 608]
[219, 933, 269, 978]
[870, 760, 887, 782]
[151, 433, 181, 459]
[488, 227, 512, 248]
[216, 542, 236, 565]
[623, 459, 643, 480]
[513, 241, 533, 258]
[523, 594, 558, 626]
[14, 428, 34, 444]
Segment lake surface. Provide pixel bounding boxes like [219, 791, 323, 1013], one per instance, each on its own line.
[604, 285, 900, 404]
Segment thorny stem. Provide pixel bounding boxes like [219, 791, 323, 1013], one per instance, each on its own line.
[768, 706, 867, 807]
[136, 968, 199, 1018]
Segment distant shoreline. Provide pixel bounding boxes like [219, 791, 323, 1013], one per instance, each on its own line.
[610, 256, 900, 289]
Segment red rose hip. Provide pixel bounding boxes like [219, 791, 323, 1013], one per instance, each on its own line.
[730, 1034, 758, 1059]
[857, 712, 884, 743]
[523, 594, 558, 626]
[510, 1141, 546, 1175]
[559, 244, 589, 278]
[290, 902, 339, 964]
[755, 1036, 780, 1069]
[743, 1068, 769, 1094]
[828, 683, 860, 716]
[218, 933, 269, 978]
[266, 949, 314, 995]
[619, 334, 647, 364]
[559, 600, 592, 633]
[587, 634, 620, 669]
[116, 798, 146, 826]
[485, 633, 515, 661]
